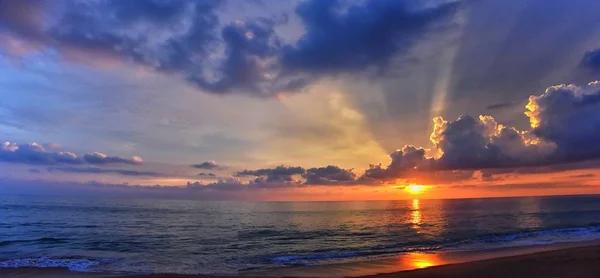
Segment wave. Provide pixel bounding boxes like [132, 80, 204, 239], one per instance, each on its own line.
[262, 225, 600, 266]
[0, 237, 66, 247]
[0, 257, 103, 272]
[271, 252, 360, 264]
[3, 225, 600, 273]
[449, 225, 600, 251]
[237, 229, 341, 240]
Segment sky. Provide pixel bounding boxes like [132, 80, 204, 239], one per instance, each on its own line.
[2, 0, 600, 201]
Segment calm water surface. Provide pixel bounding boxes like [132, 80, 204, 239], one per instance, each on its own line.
[1, 195, 600, 274]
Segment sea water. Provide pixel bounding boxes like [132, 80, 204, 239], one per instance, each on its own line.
[1, 195, 600, 275]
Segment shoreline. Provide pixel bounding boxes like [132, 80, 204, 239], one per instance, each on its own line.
[249, 239, 600, 277]
[1, 241, 600, 277]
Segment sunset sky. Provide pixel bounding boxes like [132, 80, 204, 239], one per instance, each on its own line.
[2, 0, 600, 201]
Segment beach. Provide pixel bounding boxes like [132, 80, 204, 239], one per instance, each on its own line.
[2, 243, 599, 278]
[371, 244, 600, 278]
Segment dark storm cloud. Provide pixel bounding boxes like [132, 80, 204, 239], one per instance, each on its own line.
[191, 161, 221, 170]
[581, 49, 600, 71]
[282, 0, 459, 75]
[47, 166, 164, 177]
[0, 0, 461, 96]
[1, 141, 143, 166]
[187, 18, 283, 95]
[1, 0, 272, 95]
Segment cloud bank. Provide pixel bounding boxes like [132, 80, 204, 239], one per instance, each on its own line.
[47, 166, 163, 177]
[1, 141, 142, 166]
[237, 165, 356, 186]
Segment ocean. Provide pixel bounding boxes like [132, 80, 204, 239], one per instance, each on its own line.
[1, 195, 600, 275]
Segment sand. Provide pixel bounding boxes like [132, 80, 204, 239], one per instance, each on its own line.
[1, 244, 599, 278]
[369, 244, 600, 278]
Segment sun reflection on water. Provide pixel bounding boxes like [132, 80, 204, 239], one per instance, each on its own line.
[410, 199, 421, 229]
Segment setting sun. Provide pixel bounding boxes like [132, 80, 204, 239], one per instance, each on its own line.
[405, 185, 426, 195]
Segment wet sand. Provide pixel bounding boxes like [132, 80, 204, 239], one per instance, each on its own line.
[368, 243, 600, 278]
[2, 243, 600, 278]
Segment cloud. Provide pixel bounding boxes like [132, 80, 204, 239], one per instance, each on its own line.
[83, 152, 143, 165]
[430, 115, 555, 169]
[581, 48, 600, 71]
[1, 141, 143, 166]
[237, 165, 304, 183]
[191, 161, 221, 170]
[361, 115, 552, 182]
[0, 0, 257, 94]
[362, 145, 432, 181]
[47, 166, 164, 177]
[282, 0, 459, 75]
[304, 166, 356, 185]
[526, 81, 600, 162]
[569, 173, 596, 179]
[361, 81, 600, 181]
[0, 0, 461, 97]
[188, 18, 285, 95]
[237, 165, 357, 186]
[0, 0, 45, 37]
[197, 172, 217, 177]
[186, 177, 270, 191]
[482, 159, 600, 176]
[1, 142, 79, 165]
[486, 182, 590, 190]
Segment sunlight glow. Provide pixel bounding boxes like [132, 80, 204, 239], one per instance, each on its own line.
[428, 9, 467, 121]
[411, 254, 435, 269]
[405, 185, 426, 195]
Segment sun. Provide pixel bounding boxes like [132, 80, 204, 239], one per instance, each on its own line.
[405, 185, 426, 195]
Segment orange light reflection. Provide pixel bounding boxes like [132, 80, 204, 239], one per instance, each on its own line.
[403, 252, 444, 269]
[410, 199, 421, 229]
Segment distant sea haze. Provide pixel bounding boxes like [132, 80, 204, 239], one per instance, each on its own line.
[1, 195, 600, 275]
